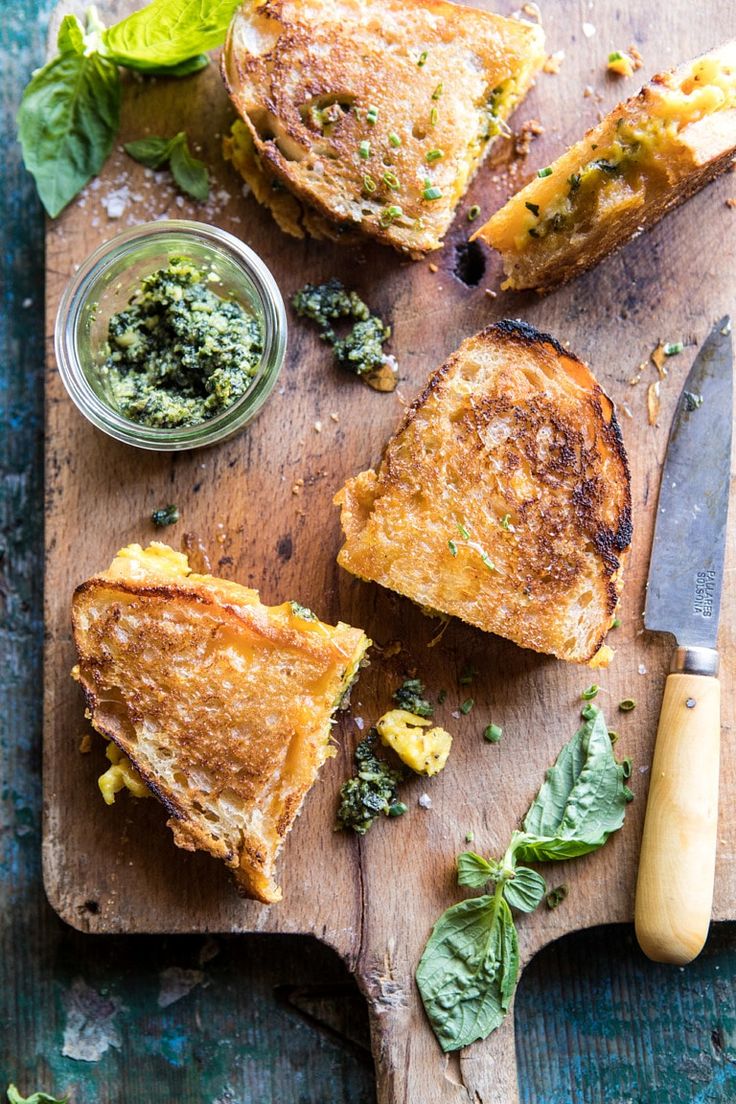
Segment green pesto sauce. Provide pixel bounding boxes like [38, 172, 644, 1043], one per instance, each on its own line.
[101, 257, 264, 428]
[336, 732, 404, 835]
[291, 279, 396, 390]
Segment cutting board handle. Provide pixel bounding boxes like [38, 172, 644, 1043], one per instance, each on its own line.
[364, 979, 519, 1103]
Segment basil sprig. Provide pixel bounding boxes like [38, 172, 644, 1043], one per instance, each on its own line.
[417, 707, 633, 1053]
[7, 1087, 69, 1104]
[17, 0, 239, 216]
[125, 132, 209, 201]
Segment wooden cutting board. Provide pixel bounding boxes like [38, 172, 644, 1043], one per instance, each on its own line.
[43, 2, 736, 1100]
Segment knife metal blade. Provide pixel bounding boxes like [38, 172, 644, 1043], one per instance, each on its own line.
[644, 317, 733, 648]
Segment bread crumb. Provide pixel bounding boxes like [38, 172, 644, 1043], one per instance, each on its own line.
[647, 380, 661, 426]
[79, 733, 93, 754]
[607, 51, 634, 78]
[330, 411, 339, 422]
[628, 43, 644, 71]
[521, 2, 541, 21]
[314, 420, 322, 433]
[292, 479, 304, 495]
[514, 118, 544, 158]
[428, 263, 439, 273]
[543, 50, 565, 74]
[484, 288, 498, 299]
[726, 198, 736, 208]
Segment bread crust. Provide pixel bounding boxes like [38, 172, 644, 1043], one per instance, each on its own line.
[222, 0, 545, 254]
[476, 40, 736, 291]
[72, 546, 369, 903]
[335, 321, 631, 663]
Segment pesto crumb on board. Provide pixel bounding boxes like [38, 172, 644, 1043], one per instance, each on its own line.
[101, 257, 264, 428]
[336, 731, 405, 834]
[291, 278, 398, 392]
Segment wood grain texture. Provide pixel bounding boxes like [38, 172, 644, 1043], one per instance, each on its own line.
[42, 2, 736, 1101]
[636, 672, 721, 964]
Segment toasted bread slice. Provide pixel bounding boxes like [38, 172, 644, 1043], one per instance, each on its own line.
[334, 321, 631, 664]
[222, 0, 545, 255]
[71, 543, 370, 903]
[476, 40, 736, 291]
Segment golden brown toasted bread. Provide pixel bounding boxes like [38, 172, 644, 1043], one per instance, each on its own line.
[72, 543, 370, 904]
[476, 40, 736, 291]
[334, 321, 631, 664]
[222, 0, 545, 255]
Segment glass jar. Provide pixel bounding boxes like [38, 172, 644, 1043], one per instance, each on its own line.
[54, 220, 287, 451]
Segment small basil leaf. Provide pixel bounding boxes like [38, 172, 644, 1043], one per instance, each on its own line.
[56, 14, 85, 55]
[135, 53, 210, 78]
[169, 134, 209, 201]
[124, 135, 175, 168]
[457, 851, 496, 888]
[17, 49, 121, 217]
[502, 866, 546, 913]
[416, 894, 519, 1052]
[7, 1087, 69, 1104]
[515, 707, 632, 863]
[102, 0, 240, 70]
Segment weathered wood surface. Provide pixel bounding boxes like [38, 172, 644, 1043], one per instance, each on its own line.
[42, 2, 736, 1101]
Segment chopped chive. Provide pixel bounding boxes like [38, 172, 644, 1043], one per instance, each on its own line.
[363, 173, 377, 193]
[459, 666, 477, 685]
[430, 106, 439, 126]
[417, 49, 428, 66]
[537, 166, 553, 178]
[423, 184, 443, 201]
[608, 729, 620, 744]
[432, 81, 444, 99]
[359, 140, 371, 159]
[500, 513, 511, 529]
[388, 801, 408, 817]
[663, 341, 684, 356]
[467, 204, 481, 222]
[426, 148, 444, 162]
[484, 723, 502, 744]
[621, 757, 633, 779]
[388, 132, 402, 147]
[379, 204, 403, 226]
[457, 522, 470, 539]
[619, 698, 636, 712]
[608, 51, 625, 62]
[611, 616, 621, 628]
[581, 684, 600, 701]
[479, 551, 495, 571]
[465, 830, 474, 843]
[460, 698, 474, 715]
[581, 703, 598, 721]
[438, 689, 447, 704]
[366, 105, 379, 125]
[448, 539, 458, 556]
[383, 170, 400, 190]
[525, 201, 540, 216]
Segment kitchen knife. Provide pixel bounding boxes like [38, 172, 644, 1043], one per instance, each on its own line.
[635, 317, 733, 965]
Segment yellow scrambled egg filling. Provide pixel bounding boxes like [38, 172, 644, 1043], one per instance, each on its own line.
[98, 742, 150, 805]
[376, 709, 452, 776]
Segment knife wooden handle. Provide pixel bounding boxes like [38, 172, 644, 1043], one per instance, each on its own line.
[634, 669, 720, 964]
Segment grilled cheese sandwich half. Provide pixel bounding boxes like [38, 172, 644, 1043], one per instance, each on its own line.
[476, 40, 736, 291]
[72, 543, 370, 904]
[335, 321, 631, 665]
[222, 0, 545, 255]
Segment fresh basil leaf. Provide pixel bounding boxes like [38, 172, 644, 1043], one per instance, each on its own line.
[56, 14, 85, 55]
[102, 0, 240, 70]
[514, 707, 633, 863]
[124, 135, 175, 168]
[502, 866, 546, 913]
[7, 1086, 68, 1104]
[169, 134, 209, 201]
[17, 45, 121, 218]
[137, 53, 210, 77]
[417, 894, 519, 1052]
[457, 851, 497, 889]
